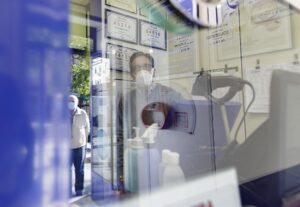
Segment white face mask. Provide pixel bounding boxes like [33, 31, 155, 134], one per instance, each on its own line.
[136, 70, 153, 87]
[68, 102, 77, 111]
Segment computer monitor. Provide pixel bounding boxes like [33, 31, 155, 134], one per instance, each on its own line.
[269, 70, 300, 172]
[219, 69, 300, 206]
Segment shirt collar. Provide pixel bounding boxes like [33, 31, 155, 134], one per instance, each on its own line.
[74, 107, 82, 115]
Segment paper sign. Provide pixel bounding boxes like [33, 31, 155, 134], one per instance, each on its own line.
[244, 63, 300, 113]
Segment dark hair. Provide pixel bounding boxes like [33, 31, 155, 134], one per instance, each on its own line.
[129, 52, 155, 76]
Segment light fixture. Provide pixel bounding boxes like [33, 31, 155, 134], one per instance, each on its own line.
[169, 0, 240, 27]
[138, 0, 240, 34]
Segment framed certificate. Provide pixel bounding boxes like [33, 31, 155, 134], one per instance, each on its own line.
[216, 1, 292, 60]
[139, 20, 167, 50]
[106, 43, 137, 72]
[105, 9, 138, 44]
[105, 0, 137, 13]
[168, 24, 199, 75]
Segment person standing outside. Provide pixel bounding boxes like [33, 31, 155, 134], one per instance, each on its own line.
[69, 95, 90, 196]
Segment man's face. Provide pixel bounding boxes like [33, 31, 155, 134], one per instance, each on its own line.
[68, 96, 78, 111]
[131, 56, 153, 80]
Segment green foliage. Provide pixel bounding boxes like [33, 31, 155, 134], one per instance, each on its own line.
[71, 57, 90, 103]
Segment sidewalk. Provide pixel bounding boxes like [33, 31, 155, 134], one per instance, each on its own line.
[70, 195, 99, 207]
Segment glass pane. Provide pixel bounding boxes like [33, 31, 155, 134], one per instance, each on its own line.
[87, 0, 243, 205]
[69, 0, 300, 206]
[216, 1, 300, 206]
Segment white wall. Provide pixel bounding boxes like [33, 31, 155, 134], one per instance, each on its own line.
[161, 1, 300, 143]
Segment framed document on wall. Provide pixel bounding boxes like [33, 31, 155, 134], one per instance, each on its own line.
[139, 20, 167, 50]
[106, 43, 137, 72]
[215, 1, 292, 60]
[105, 9, 138, 44]
[168, 24, 198, 75]
[105, 0, 137, 13]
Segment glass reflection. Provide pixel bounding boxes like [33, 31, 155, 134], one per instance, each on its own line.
[82, 0, 300, 206]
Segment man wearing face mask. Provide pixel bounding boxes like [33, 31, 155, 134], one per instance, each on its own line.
[119, 52, 182, 137]
[117, 52, 183, 190]
[69, 95, 90, 196]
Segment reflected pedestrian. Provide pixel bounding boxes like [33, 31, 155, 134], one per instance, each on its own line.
[69, 95, 90, 196]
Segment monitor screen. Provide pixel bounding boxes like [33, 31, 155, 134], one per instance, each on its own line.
[219, 69, 300, 182]
[218, 69, 300, 206]
[271, 71, 300, 171]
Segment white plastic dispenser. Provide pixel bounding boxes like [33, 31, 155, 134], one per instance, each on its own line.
[159, 149, 171, 185]
[162, 152, 185, 187]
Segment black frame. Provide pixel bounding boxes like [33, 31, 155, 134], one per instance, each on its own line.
[105, 43, 138, 72]
[105, 9, 138, 44]
[105, 0, 137, 14]
[139, 20, 167, 51]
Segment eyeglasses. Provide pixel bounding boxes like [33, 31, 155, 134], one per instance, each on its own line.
[132, 64, 153, 73]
